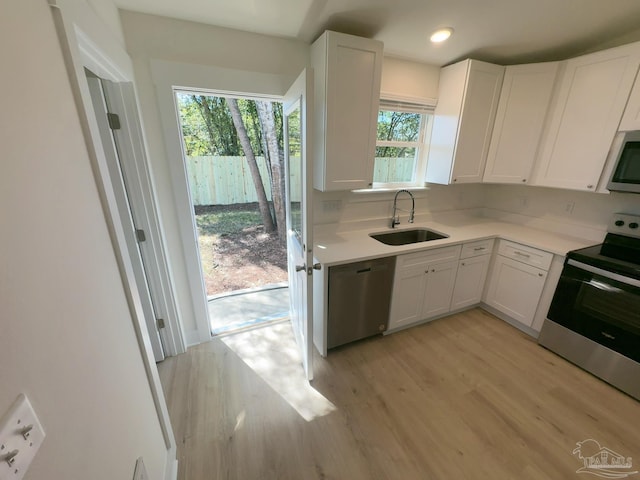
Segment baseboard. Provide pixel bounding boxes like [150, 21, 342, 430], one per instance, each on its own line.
[383, 303, 542, 340]
[480, 304, 540, 338]
[185, 329, 201, 347]
[384, 305, 476, 335]
[165, 457, 178, 480]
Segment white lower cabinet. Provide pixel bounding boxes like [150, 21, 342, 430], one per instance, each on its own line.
[422, 260, 459, 318]
[484, 240, 552, 328]
[451, 255, 491, 310]
[388, 245, 461, 331]
[450, 239, 494, 311]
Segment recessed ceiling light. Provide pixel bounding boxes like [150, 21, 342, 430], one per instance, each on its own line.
[430, 27, 454, 43]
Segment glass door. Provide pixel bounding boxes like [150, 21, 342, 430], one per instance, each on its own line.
[283, 70, 314, 380]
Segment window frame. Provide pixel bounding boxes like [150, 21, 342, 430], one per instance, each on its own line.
[371, 100, 434, 189]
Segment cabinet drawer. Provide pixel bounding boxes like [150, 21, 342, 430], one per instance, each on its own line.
[498, 240, 553, 270]
[397, 245, 461, 269]
[460, 239, 494, 259]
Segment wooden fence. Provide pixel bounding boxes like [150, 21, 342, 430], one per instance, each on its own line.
[186, 156, 301, 206]
[186, 156, 414, 205]
[373, 157, 415, 183]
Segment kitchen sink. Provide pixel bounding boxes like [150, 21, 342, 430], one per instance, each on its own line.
[369, 228, 449, 246]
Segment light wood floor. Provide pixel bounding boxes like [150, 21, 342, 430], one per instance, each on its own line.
[158, 308, 640, 480]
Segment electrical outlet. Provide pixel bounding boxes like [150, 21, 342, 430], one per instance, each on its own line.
[0, 394, 46, 480]
[133, 457, 148, 480]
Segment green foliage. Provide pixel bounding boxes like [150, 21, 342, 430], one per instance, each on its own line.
[176, 93, 285, 158]
[377, 110, 420, 142]
[375, 146, 416, 158]
[195, 210, 262, 236]
[176, 94, 214, 156]
[286, 107, 302, 157]
[376, 110, 420, 158]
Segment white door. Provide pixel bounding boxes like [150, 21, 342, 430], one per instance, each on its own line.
[86, 74, 166, 361]
[283, 70, 314, 381]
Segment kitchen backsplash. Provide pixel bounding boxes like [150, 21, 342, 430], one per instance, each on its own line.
[483, 184, 640, 242]
[315, 183, 640, 242]
[314, 184, 485, 229]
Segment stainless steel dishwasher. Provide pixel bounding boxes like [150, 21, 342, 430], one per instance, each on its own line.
[327, 256, 396, 349]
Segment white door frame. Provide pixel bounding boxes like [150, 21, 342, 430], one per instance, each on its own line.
[86, 74, 165, 361]
[48, 1, 178, 478]
[151, 60, 294, 345]
[101, 78, 184, 358]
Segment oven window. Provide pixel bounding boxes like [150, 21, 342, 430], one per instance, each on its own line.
[576, 277, 640, 335]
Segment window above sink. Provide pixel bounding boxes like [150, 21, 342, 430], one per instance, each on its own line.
[372, 99, 434, 190]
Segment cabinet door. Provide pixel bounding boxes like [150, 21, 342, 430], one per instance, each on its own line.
[426, 60, 504, 185]
[619, 74, 640, 131]
[484, 256, 547, 327]
[422, 260, 458, 319]
[313, 31, 383, 191]
[388, 264, 427, 330]
[483, 62, 559, 184]
[533, 45, 640, 191]
[451, 61, 505, 183]
[450, 255, 490, 311]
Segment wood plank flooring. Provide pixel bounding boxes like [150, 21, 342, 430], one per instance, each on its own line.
[158, 308, 640, 480]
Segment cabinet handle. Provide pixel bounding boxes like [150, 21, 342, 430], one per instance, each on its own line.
[473, 247, 485, 251]
[461, 262, 466, 266]
[538, 273, 544, 277]
[514, 251, 531, 258]
[522, 178, 527, 183]
[587, 184, 594, 189]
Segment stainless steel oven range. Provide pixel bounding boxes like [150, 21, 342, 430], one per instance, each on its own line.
[538, 213, 640, 401]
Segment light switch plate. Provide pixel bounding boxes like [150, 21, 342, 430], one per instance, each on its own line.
[0, 394, 46, 480]
[133, 457, 148, 480]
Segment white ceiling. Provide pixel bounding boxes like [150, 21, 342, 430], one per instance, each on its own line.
[115, 0, 640, 66]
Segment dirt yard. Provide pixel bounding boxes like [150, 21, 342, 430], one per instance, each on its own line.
[195, 204, 288, 296]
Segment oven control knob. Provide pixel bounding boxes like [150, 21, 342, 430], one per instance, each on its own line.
[615, 220, 625, 227]
[629, 222, 639, 229]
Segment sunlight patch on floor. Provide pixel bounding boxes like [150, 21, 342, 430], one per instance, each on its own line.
[221, 322, 336, 422]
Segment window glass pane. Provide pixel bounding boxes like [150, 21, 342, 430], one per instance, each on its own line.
[286, 103, 302, 240]
[373, 148, 417, 183]
[377, 110, 420, 142]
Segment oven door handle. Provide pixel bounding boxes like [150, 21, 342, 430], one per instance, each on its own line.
[567, 259, 640, 288]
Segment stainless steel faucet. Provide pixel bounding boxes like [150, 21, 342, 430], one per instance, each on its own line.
[390, 189, 415, 228]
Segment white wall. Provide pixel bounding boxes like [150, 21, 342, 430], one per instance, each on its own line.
[381, 56, 440, 103]
[0, 2, 167, 479]
[119, 11, 309, 339]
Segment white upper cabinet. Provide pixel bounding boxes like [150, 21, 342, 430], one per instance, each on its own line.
[426, 59, 505, 185]
[532, 44, 640, 191]
[619, 67, 640, 131]
[311, 31, 383, 191]
[483, 62, 560, 184]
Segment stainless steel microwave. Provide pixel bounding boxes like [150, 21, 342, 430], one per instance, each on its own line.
[608, 130, 640, 193]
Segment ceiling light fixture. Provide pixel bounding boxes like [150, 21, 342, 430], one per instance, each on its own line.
[430, 27, 454, 43]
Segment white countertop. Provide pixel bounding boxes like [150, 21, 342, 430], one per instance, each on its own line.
[313, 214, 597, 266]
